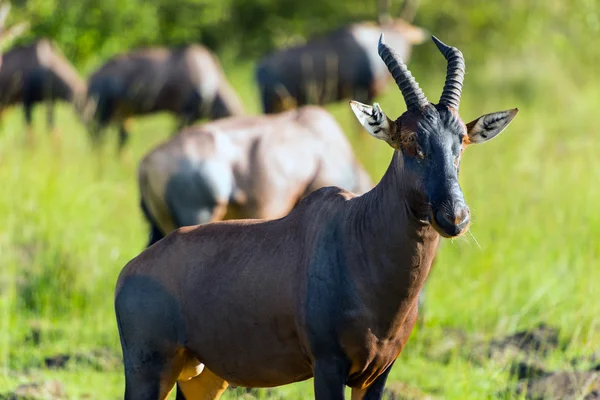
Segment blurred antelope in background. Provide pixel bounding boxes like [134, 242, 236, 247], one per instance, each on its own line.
[138, 105, 373, 246]
[255, 0, 427, 114]
[0, 1, 28, 67]
[0, 38, 86, 143]
[85, 44, 245, 153]
[115, 35, 517, 399]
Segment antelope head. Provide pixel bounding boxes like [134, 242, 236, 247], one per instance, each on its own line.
[351, 34, 518, 238]
[377, 0, 427, 45]
[0, 2, 29, 68]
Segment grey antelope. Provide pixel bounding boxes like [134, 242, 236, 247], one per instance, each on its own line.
[255, 0, 427, 114]
[85, 44, 245, 153]
[138, 105, 373, 247]
[115, 35, 518, 400]
[0, 38, 86, 142]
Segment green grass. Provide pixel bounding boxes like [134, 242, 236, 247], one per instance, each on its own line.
[0, 48, 599, 399]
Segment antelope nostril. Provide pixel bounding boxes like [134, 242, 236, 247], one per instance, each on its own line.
[455, 209, 470, 230]
[435, 207, 470, 235]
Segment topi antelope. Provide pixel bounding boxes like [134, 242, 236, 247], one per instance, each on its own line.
[115, 35, 517, 400]
[255, 0, 427, 114]
[0, 38, 86, 142]
[85, 44, 245, 153]
[138, 105, 373, 247]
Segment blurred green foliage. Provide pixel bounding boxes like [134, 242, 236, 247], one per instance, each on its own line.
[6, 0, 600, 74]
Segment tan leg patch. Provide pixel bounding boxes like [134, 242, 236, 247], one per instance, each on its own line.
[178, 367, 228, 400]
[351, 387, 367, 400]
[25, 126, 34, 149]
[178, 352, 204, 381]
[158, 350, 186, 400]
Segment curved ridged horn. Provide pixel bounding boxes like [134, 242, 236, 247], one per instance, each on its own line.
[432, 35, 465, 110]
[378, 33, 428, 112]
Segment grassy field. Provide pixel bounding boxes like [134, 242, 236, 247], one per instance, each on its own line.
[0, 40, 599, 399]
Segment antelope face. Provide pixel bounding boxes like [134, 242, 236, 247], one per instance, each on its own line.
[351, 35, 518, 238]
[390, 19, 428, 45]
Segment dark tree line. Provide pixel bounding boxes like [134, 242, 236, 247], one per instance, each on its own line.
[5, 0, 598, 80]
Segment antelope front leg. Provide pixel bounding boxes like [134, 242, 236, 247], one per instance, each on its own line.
[350, 361, 395, 400]
[23, 103, 35, 148]
[313, 357, 348, 400]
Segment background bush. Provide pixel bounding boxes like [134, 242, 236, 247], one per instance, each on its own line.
[7, 0, 600, 74]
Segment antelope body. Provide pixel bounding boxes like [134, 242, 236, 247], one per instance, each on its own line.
[0, 38, 85, 132]
[85, 44, 245, 152]
[115, 35, 517, 400]
[138, 105, 373, 246]
[255, 5, 427, 113]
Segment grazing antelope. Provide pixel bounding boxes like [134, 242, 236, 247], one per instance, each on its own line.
[0, 38, 86, 141]
[115, 35, 517, 400]
[85, 44, 245, 153]
[255, 0, 427, 114]
[138, 105, 373, 247]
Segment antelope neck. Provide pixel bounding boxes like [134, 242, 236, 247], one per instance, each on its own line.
[343, 150, 439, 328]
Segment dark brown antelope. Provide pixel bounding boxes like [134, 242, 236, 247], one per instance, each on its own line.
[0, 38, 86, 142]
[115, 35, 517, 400]
[255, 0, 427, 114]
[85, 44, 245, 152]
[138, 105, 373, 247]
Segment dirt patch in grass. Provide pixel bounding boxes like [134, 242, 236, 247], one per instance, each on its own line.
[44, 348, 122, 372]
[422, 323, 600, 398]
[0, 380, 65, 400]
[425, 323, 561, 367]
[515, 371, 600, 400]
[383, 381, 435, 399]
[488, 323, 560, 357]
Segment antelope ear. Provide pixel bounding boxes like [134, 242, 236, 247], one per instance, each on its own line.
[466, 108, 519, 144]
[350, 101, 395, 147]
[0, 22, 29, 44]
[0, 2, 28, 47]
[403, 24, 429, 45]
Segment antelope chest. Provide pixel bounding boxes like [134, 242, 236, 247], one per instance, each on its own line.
[339, 323, 407, 389]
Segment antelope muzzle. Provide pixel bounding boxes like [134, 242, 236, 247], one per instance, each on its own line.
[429, 200, 470, 238]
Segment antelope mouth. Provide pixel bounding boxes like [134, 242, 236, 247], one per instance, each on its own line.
[428, 207, 471, 238]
